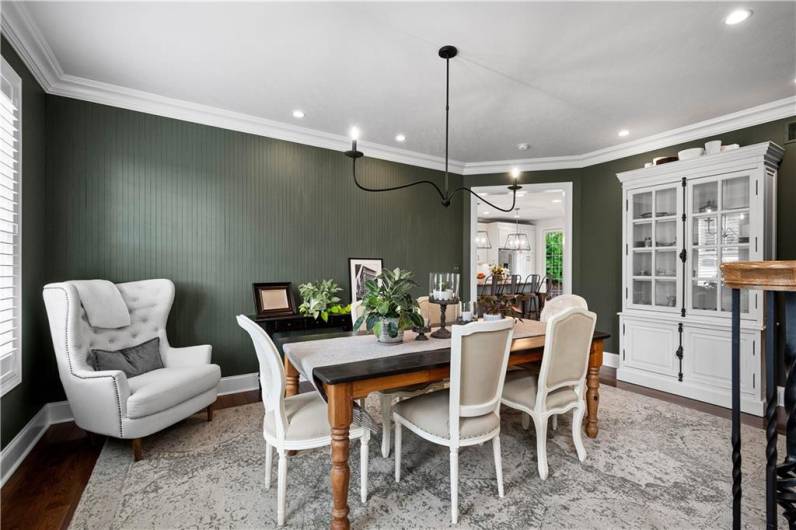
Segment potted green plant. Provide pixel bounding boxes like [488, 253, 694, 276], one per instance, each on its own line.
[478, 294, 518, 321]
[297, 279, 351, 322]
[354, 267, 425, 343]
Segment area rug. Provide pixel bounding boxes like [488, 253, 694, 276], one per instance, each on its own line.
[69, 386, 783, 529]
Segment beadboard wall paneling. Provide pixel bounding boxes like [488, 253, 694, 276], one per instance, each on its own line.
[45, 96, 463, 385]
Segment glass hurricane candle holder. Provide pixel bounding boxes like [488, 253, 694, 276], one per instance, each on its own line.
[429, 272, 460, 302]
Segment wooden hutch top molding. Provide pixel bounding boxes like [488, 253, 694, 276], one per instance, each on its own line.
[616, 141, 784, 185]
[722, 261, 796, 292]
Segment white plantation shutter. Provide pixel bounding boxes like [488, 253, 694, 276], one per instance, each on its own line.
[0, 58, 21, 397]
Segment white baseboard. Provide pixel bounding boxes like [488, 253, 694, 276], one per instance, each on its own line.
[218, 372, 259, 396]
[0, 371, 261, 487]
[602, 352, 619, 369]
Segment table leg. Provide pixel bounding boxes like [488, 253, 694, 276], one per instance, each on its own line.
[585, 338, 604, 438]
[327, 383, 353, 530]
[285, 356, 299, 398]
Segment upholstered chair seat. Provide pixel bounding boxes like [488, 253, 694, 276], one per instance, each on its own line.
[393, 390, 500, 441]
[43, 279, 221, 459]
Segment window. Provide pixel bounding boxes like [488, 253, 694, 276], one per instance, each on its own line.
[544, 230, 563, 298]
[0, 58, 21, 397]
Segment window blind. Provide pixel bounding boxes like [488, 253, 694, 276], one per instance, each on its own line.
[0, 58, 21, 397]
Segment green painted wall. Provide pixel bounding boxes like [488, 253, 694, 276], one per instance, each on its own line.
[0, 38, 49, 447]
[463, 117, 795, 355]
[44, 96, 463, 396]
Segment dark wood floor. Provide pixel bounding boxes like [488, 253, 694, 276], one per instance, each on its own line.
[0, 374, 777, 529]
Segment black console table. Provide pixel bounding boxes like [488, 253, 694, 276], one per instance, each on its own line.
[723, 261, 796, 529]
[251, 313, 352, 352]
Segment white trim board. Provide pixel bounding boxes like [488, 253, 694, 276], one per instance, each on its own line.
[0, 371, 260, 487]
[1, 1, 794, 176]
[603, 352, 619, 369]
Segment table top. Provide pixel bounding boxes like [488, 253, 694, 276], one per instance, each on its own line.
[274, 328, 610, 386]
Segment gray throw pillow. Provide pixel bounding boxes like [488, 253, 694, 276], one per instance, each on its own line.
[88, 337, 164, 378]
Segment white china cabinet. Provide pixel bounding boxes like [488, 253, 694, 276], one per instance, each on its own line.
[617, 142, 784, 415]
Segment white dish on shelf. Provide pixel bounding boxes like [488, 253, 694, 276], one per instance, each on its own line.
[705, 140, 722, 154]
[678, 147, 704, 160]
[721, 144, 740, 152]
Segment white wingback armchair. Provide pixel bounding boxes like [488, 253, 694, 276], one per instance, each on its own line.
[42, 279, 221, 460]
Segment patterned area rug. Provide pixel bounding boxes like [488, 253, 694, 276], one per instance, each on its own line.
[69, 386, 783, 529]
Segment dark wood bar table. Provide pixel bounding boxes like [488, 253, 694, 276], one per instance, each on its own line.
[275, 327, 610, 530]
[722, 261, 796, 529]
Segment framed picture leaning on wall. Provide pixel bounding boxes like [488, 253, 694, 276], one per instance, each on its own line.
[252, 282, 296, 317]
[348, 258, 383, 303]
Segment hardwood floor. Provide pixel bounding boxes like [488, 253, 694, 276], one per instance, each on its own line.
[0, 375, 779, 529]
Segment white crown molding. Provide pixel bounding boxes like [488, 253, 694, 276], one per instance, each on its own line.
[2, 2, 794, 177]
[464, 95, 796, 175]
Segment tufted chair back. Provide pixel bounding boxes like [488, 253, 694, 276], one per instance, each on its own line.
[43, 279, 174, 380]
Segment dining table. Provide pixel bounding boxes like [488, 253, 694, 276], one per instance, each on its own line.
[275, 320, 610, 530]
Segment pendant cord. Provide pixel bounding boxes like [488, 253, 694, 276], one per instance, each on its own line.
[444, 57, 450, 198]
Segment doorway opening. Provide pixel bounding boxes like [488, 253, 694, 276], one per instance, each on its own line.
[469, 182, 573, 311]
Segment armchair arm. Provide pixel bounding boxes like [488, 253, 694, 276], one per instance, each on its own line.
[67, 369, 131, 437]
[162, 344, 212, 367]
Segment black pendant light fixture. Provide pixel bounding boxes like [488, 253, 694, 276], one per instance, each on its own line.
[504, 208, 531, 251]
[344, 45, 522, 211]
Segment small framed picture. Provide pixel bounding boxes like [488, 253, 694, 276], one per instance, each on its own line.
[252, 282, 296, 317]
[348, 258, 383, 302]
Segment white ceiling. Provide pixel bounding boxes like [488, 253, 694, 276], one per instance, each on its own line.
[13, 1, 796, 165]
[476, 188, 566, 222]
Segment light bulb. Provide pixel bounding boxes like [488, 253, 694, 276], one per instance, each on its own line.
[349, 127, 361, 141]
[725, 9, 752, 25]
[510, 168, 521, 180]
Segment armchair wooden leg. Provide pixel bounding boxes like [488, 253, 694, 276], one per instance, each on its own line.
[132, 438, 143, 461]
[206, 405, 213, 422]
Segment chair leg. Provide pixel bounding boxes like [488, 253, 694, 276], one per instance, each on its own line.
[521, 413, 530, 430]
[381, 394, 393, 458]
[572, 405, 587, 462]
[360, 431, 370, 503]
[265, 442, 273, 490]
[277, 450, 288, 526]
[450, 447, 459, 524]
[551, 414, 558, 431]
[206, 404, 213, 422]
[533, 415, 549, 480]
[358, 398, 366, 410]
[394, 419, 402, 482]
[131, 438, 143, 461]
[492, 436, 505, 498]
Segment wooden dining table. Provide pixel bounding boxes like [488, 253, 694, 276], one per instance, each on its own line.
[275, 326, 610, 530]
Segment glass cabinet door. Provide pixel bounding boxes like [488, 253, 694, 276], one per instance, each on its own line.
[628, 186, 680, 310]
[689, 174, 751, 314]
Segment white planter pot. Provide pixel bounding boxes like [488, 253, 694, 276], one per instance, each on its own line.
[377, 317, 404, 343]
[483, 313, 503, 321]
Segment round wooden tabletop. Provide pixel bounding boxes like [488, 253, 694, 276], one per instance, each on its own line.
[721, 260, 796, 292]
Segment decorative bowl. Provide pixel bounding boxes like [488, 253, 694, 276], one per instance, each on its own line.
[678, 148, 704, 160]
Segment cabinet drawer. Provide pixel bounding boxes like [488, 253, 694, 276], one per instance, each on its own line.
[273, 318, 307, 332]
[622, 319, 679, 377]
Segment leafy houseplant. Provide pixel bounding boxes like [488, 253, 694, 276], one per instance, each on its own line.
[354, 267, 425, 343]
[298, 279, 351, 322]
[479, 294, 519, 321]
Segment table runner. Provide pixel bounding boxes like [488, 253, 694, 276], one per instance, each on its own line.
[283, 319, 546, 393]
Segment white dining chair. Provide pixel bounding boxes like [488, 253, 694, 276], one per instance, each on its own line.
[539, 293, 588, 322]
[535, 293, 589, 431]
[500, 307, 596, 480]
[393, 318, 514, 524]
[236, 315, 370, 526]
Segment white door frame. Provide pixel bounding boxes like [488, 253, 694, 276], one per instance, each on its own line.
[469, 182, 573, 302]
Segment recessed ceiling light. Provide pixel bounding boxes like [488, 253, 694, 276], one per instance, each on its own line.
[483, 211, 491, 216]
[516, 191, 526, 197]
[552, 199, 563, 204]
[517, 143, 530, 151]
[292, 109, 305, 119]
[618, 129, 630, 137]
[725, 9, 752, 25]
[395, 134, 406, 143]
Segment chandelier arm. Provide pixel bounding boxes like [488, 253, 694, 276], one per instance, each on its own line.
[352, 158, 447, 202]
[448, 186, 518, 213]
